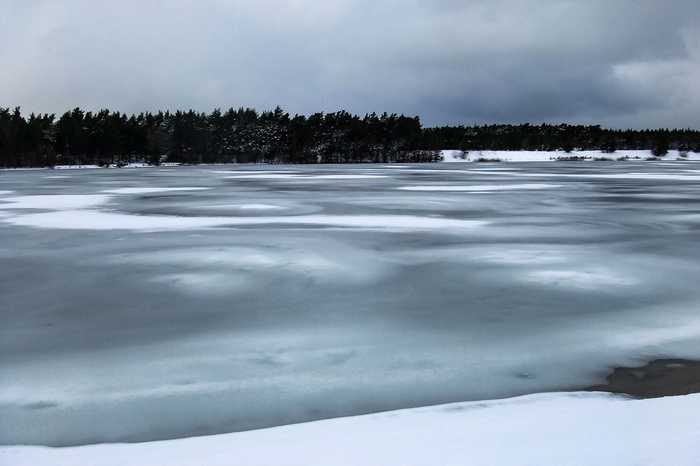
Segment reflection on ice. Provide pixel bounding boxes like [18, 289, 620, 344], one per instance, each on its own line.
[524, 269, 639, 289]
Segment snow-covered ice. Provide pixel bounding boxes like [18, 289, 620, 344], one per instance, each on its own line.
[2, 392, 699, 466]
[4, 210, 487, 231]
[0, 194, 112, 210]
[398, 183, 562, 191]
[102, 187, 210, 194]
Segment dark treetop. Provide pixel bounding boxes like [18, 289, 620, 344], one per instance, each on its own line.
[1, 106, 698, 167]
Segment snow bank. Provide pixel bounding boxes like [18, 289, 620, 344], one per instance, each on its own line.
[440, 149, 469, 162]
[2, 392, 699, 466]
[440, 149, 700, 162]
[53, 164, 100, 170]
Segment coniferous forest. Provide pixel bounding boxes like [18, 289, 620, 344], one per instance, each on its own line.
[1, 106, 699, 168]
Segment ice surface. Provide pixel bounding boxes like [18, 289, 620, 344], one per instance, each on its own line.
[2, 392, 700, 466]
[0, 194, 112, 210]
[224, 173, 387, 180]
[3, 162, 700, 448]
[226, 173, 303, 179]
[236, 204, 283, 210]
[303, 174, 388, 179]
[3, 210, 486, 231]
[398, 183, 562, 191]
[102, 187, 210, 194]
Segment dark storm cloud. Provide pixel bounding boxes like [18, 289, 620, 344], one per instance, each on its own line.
[1, 0, 699, 127]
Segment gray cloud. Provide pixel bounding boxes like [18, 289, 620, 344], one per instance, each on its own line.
[1, 0, 699, 128]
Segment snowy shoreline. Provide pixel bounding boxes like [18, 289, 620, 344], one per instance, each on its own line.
[1, 149, 699, 171]
[2, 391, 699, 466]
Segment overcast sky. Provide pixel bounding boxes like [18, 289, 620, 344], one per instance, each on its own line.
[2, 0, 699, 128]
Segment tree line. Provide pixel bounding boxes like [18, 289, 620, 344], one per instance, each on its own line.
[1, 106, 698, 167]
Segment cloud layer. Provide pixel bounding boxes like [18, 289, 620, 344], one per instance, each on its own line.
[2, 0, 699, 128]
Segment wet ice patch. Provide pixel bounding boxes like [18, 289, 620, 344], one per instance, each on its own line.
[103, 187, 209, 194]
[0, 195, 111, 210]
[398, 184, 562, 192]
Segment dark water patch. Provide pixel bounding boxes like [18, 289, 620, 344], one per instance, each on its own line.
[23, 401, 59, 411]
[588, 359, 700, 398]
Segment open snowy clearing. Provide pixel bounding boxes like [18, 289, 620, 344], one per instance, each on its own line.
[2, 392, 699, 466]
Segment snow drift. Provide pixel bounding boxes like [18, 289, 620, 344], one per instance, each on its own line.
[2, 392, 699, 466]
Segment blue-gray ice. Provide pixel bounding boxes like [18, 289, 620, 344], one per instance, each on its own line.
[2, 162, 700, 446]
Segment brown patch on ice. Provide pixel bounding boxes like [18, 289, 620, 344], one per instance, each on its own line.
[589, 359, 700, 398]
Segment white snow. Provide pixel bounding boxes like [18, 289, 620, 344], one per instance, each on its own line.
[226, 174, 303, 179]
[440, 149, 468, 162]
[236, 204, 284, 210]
[226, 174, 387, 180]
[504, 172, 700, 181]
[0, 195, 111, 210]
[2, 392, 699, 466]
[53, 164, 100, 170]
[102, 187, 210, 194]
[439, 149, 700, 162]
[210, 170, 298, 174]
[3, 211, 487, 231]
[0, 190, 13, 195]
[398, 184, 562, 192]
[304, 174, 388, 179]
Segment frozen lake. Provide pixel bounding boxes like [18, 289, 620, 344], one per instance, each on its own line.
[3, 161, 700, 446]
